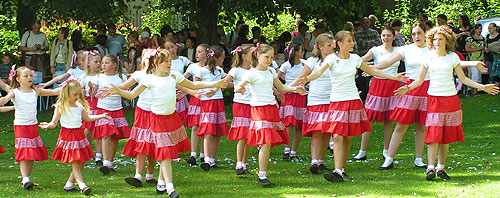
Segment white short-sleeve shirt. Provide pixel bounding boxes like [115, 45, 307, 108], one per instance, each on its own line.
[242, 67, 278, 106]
[131, 70, 153, 111]
[67, 67, 85, 79]
[12, 88, 38, 125]
[279, 60, 305, 85]
[397, 44, 430, 80]
[79, 74, 98, 97]
[140, 71, 185, 115]
[96, 74, 126, 111]
[306, 57, 331, 106]
[369, 46, 400, 79]
[228, 67, 251, 104]
[185, 63, 204, 78]
[423, 52, 460, 96]
[171, 56, 190, 74]
[324, 53, 363, 102]
[60, 102, 84, 129]
[196, 66, 225, 101]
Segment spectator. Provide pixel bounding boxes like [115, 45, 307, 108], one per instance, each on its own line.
[0, 54, 13, 82]
[95, 35, 108, 58]
[71, 30, 87, 52]
[424, 20, 434, 31]
[343, 21, 359, 54]
[292, 23, 309, 45]
[276, 31, 292, 53]
[142, 27, 152, 37]
[151, 34, 161, 49]
[355, 17, 382, 56]
[106, 23, 127, 56]
[437, 14, 448, 26]
[96, 23, 107, 35]
[270, 41, 285, 66]
[354, 20, 362, 32]
[304, 22, 326, 58]
[419, 14, 428, 24]
[226, 20, 244, 49]
[455, 14, 473, 54]
[369, 14, 380, 33]
[189, 28, 198, 38]
[49, 27, 74, 73]
[465, 23, 485, 94]
[250, 26, 265, 44]
[140, 31, 152, 49]
[19, 20, 49, 73]
[127, 31, 141, 51]
[391, 18, 406, 46]
[233, 24, 249, 50]
[123, 47, 138, 75]
[485, 23, 500, 83]
[292, 19, 305, 38]
[181, 37, 197, 62]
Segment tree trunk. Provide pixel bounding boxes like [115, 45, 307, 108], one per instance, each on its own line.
[196, 0, 221, 45]
[16, 0, 40, 39]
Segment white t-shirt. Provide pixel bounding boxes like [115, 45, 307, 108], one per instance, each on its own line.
[279, 60, 305, 85]
[423, 52, 460, 96]
[67, 67, 85, 79]
[96, 74, 126, 111]
[228, 67, 251, 104]
[271, 60, 279, 70]
[131, 70, 153, 111]
[79, 74, 98, 97]
[185, 63, 204, 78]
[187, 49, 194, 61]
[196, 66, 225, 101]
[242, 67, 278, 106]
[171, 56, 190, 74]
[324, 53, 362, 102]
[20, 31, 48, 55]
[306, 57, 331, 106]
[140, 71, 185, 115]
[12, 88, 37, 125]
[369, 46, 400, 79]
[60, 102, 84, 129]
[397, 44, 430, 80]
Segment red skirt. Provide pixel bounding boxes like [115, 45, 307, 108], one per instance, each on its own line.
[122, 106, 152, 157]
[279, 93, 306, 129]
[197, 99, 228, 137]
[390, 80, 429, 125]
[322, 100, 372, 137]
[14, 125, 48, 162]
[425, 95, 464, 144]
[365, 78, 399, 122]
[247, 105, 289, 148]
[176, 96, 189, 124]
[0, 145, 5, 154]
[302, 104, 330, 137]
[93, 109, 130, 140]
[82, 97, 98, 130]
[138, 112, 190, 161]
[228, 102, 251, 141]
[52, 127, 94, 163]
[187, 97, 201, 128]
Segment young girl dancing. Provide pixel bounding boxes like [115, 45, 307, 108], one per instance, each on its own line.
[278, 43, 306, 160]
[0, 66, 59, 190]
[236, 44, 307, 187]
[102, 49, 226, 197]
[301, 31, 407, 182]
[38, 50, 86, 88]
[394, 26, 498, 180]
[39, 79, 111, 195]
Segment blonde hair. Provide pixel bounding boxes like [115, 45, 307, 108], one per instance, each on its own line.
[83, 51, 101, 75]
[10, 67, 38, 93]
[146, 49, 172, 74]
[231, 44, 254, 68]
[334, 31, 354, 52]
[56, 80, 89, 115]
[311, 33, 334, 60]
[252, 43, 274, 67]
[426, 25, 456, 52]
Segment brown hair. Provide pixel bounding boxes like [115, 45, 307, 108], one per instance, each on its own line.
[253, 43, 274, 67]
[410, 22, 427, 43]
[9, 67, 38, 93]
[311, 33, 334, 60]
[426, 25, 456, 53]
[285, 43, 302, 66]
[207, 46, 224, 74]
[146, 49, 171, 74]
[381, 26, 397, 47]
[231, 44, 254, 68]
[334, 31, 354, 52]
[161, 37, 181, 56]
[103, 54, 123, 80]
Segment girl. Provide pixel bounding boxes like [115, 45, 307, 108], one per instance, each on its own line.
[289, 33, 335, 174]
[485, 23, 499, 84]
[394, 26, 498, 180]
[39, 79, 111, 195]
[0, 66, 59, 190]
[39, 50, 86, 88]
[102, 49, 226, 197]
[226, 44, 254, 175]
[465, 24, 484, 95]
[93, 54, 130, 175]
[278, 43, 306, 160]
[301, 31, 407, 182]
[123, 47, 139, 75]
[235, 43, 307, 187]
[352, 26, 400, 161]
[79, 50, 103, 166]
[197, 46, 228, 171]
[184, 44, 210, 165]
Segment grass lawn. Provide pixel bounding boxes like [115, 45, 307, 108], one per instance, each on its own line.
[0, 94, 499, 197]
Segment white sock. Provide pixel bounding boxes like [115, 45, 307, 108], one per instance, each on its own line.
[209, 157, 216, 165]
[78, 182, 87, 189]
[64, 181, 73, 188]
[284, 147, 290, 153]
[383, 149, 388, 157]
[258, 171, 267, 179]
[382, 157, 393, 167]
[22, 177, 30, 184]
[190, 152, 197, 157]
[145, 174, 154, 180]
[354, 150, 366, 158]
[436, 164, 445, 170]
[318, 159, 323, 163]
[334, 168, 343, 174]
[236, 161, 243, 168]
[95, 153, 102, 160]
[242, 163, 247, 169]
[157, 180, 166, 190]
[427, 164, 435, 170]
[311, 159, 319, 165]
[166, 183, 175, 194]
[341, 168, 345, 172]
[290, 151, 297, 156]
[199, 153, 205, 158]
[134, 174, 142, 180]
[329, 141, 334, 149]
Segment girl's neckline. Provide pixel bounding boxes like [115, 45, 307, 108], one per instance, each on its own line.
[335, 53, 350, 60]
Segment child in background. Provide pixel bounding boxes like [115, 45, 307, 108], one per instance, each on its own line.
[39, 50, 86, 88]
[0, 54, 13, 82]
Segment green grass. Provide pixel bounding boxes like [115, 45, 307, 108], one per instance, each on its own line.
[0, 95, 499, 197]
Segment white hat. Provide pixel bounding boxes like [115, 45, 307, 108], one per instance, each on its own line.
[141, 31, 150, 38]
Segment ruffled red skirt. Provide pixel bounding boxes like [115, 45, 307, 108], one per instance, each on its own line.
[302, 104, 330, 137]
[0, 145, 5, 154]
[14, 125, 48, 162]
[247, 105, 289, 148]
[425, 95, 464, 144]
[390, 80, 429, 125]
[365, 78, 399, 122]
[82, 97, 98, 131]
[197, 99, 228, 137]
[52, 127, 94, 163]
[187, 97, 201, 128]
[279, 93, 306, 129]
[322, 100, 371, 137]
[122, 106, 152, 157]
[93, 109, 130, 140]
[228, 102, 251, 141]
[176, 96, 189, 124]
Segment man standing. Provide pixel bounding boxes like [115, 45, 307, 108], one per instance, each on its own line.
[19, 21, 49, 73]
[106, 23, 127, 57]
[369, 15, 380, 33]
[226, 20, 244, 49]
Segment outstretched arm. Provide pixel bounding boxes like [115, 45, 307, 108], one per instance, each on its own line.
[372, 52, 404, 69]
[301, 62, 329, 84]
[394, 65, 427, 97]
[455, 64, 499, 94]
[100, 84, 146, 100]
[273, 78, 308, 95]
[0, 106, 15, 112]
[39, 105, 62, 129]
[39, 73, 70, 88]
[38, 87, 62, 96]
[0, 80, 10, 92]
[290, 65, 312, 87]
[360, 62, 408, 82]
[178, 78, 227, 90]
[0, 91, 14, 106]
[459, 61, 488, 73]
[82, 111, 112, 122]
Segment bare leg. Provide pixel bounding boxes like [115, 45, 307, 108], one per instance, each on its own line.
[333, 135, 345, 169]
[414, 123, 426, 158]
[160, 159, 173, 183]
[311, 131, 323, 160]
[96, 139, 102, 154]
[110, 139, 118, 162]
[135, 154, 146, 175]
[427, 143, 439, 166]
[19, 160, 34, 178]
[242, 142, 249, 164]
[71, 161, 85, 186]
[341, 136, 353, 169]
[285, 126, 293, 149]
[190, 126, 199, 154]
[203, 135, 221, 159]
[437, 144, 449, 165]
[383, 121, 393, 149]
[387, 123, 410, 158]
[291, 128, 302, 153]
[102, 136, 111, 161]
[319, 134, 331, 160]
[236, 139, 246, 162]
[146, 157, 156, 175]
[258, 144, 271, 172]
[84, 129, 93, 147]
[359, 121, 375, 152]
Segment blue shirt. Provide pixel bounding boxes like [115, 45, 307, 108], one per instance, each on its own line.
[106, 34, 127, 56]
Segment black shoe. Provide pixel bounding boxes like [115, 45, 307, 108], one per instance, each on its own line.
[342, 172, 353, 181]
[99, 166, 110, 175]
[200, 157, 204, 163]
[169, 191, 180, 198]
[290, 155, 300, 161]
[323, 171, 344, 182]
[125, 177, 143, 187]
[244, 169, 253, 175]
[187, 156, 196, 165]
[437, 170, 450, 180]
[379, 163, 394, 170]
[282, 153, 290, 160]
[80, 187, 91, 195]
[236, 168, 245, 175]
[64, 186, 78, 192]
[310, 164, 319, 174]
[146, 178, 158, 184]
[110, 168, 116, 173]
[258, 178, 275, 187]
[210, 164, 220, 169]
[96, 160, 103, 167]
[23, 182, 34, 190]
[157, 188, 166, 194]
[318, 164, 332, 173]
[200, 162, 211, 171]
[327, 147, 333, 154]
[426, 169, 436, 181]
[352, 155, 367, 161]
[414, 163, 427, 169]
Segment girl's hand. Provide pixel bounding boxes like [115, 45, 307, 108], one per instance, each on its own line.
[98, 83, 119, 98]
[215, 79, 228, 89]
[475, 62, 488, 74]
[192, 90, 202, 99]
[39, 122, 56, 129]
[295, 86, 309, 95]
[38, 83, 47, 89]
[483, 84, 500, 95]
[362, 72, 371, 77]
[204, 89, 217, 98]
[102, 113, 112, 120]
[394, 86, 409, 97]
[235, 86, 245, 94]
[275, 91, 285, 103]
[176, 90, 187, 99]
[394, 72, 409, 82]
[297, 75, 308, 85]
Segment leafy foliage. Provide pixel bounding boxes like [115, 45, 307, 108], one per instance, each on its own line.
[0, 15, 19, 58]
